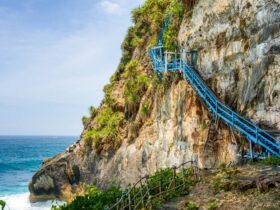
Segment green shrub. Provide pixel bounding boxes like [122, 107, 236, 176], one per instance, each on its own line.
[81, 116, 89, 127]
[208, 201, 218, 210]
[131, 36, 144, 48]
[185, 202, 199, 210]
[213, 178, 222, 194]
[83, 107, 124, 151]
[103, 83, 116, 107]
[256, 156, 280, 166]
[52, 184, 122, 210]
[212, 177, 234, 194]
[164, 0, 184, 51]
[248, 158, 257, 165]
[0, 200, 5, 210]
[140, 102, 150, 118]
[218, 163, 227, 169]
[201, 121, 207, 130]
[89, 106, 98, 117]
[122, 60, 149, 116]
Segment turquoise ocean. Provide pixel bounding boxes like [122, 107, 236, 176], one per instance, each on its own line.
[0, 136, 77, 210]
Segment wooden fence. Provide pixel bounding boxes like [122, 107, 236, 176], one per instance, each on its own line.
[105, 161, 200, 210]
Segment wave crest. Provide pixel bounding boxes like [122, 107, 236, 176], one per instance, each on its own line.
[0, 193, 64, 210]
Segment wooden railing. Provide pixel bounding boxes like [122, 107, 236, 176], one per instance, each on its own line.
[106, 161, 200, 210]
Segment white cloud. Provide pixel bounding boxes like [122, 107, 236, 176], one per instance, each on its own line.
[100, 0, 122, 15]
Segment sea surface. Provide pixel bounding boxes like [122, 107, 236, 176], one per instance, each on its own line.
[0, 136, 77, 210]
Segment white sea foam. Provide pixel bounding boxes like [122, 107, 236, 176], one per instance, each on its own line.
[0, 193, 64, 210]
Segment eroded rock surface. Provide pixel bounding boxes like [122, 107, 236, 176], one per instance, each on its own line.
[29, 0, 280, 201]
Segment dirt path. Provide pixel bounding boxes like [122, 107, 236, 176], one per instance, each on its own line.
[162, 165, 280, 210]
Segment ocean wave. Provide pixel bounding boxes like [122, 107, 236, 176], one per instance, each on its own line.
[0, 193, 64, 210]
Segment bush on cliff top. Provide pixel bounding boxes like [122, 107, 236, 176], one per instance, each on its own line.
[123, 60, 149, 118]
[82, 0, 185, 151]
[83, 107, 124, 153]
[164, 0, 184, 51]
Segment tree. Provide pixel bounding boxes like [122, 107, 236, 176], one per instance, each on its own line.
[0, 200, 6, 210]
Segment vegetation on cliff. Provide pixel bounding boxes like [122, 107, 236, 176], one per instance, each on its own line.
[81, 0, 185, 153]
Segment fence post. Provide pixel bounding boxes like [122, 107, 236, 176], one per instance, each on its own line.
[191, 162, 198, 182]
[116, 198, 119, 210]
[256, 127, 258, 142]
[165, 51, 168, 72]
[128, 190, 132, 210]
[145, 175, 150, 197]
[215, 101, 218, 115]
[159, 176, 163, 194]
[145, 175, 151, 210]
[249, 139, 253, 160]
[172, 166, 177, 190]
[132, 187, 136, 208]
[121, 191, 126, 209]
[181, 165, 186, 187]
[139, 178, 145, 209]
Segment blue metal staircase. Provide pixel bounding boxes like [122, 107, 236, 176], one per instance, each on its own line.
[149, 15, 280, 158]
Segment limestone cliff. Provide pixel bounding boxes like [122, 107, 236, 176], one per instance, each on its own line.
[29, 0, 280, 201]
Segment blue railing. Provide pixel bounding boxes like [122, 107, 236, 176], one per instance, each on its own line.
[148, 15, 280, 157]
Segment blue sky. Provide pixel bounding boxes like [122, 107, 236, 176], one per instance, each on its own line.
[0, 0, 144, 136]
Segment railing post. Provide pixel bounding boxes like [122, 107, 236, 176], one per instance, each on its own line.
[165, 51, 168, 72]
[179, 49, 183, 72]
[256, 127, 258, 142]
[249, 139, 253, 160]
[175, 50, 177, 69]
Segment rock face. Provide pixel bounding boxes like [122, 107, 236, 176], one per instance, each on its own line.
[29, 0, 280, 201]
[179, 0, 280, 128]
